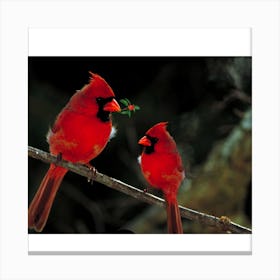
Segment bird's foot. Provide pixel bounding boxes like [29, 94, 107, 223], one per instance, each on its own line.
[55, 153, 62, 164]
[85, 163, 97, 185]
[143, 186, 151, 193]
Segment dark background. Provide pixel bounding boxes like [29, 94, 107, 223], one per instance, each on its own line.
[28, 56, 252, 233]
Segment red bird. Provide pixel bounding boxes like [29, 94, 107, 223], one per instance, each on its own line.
[28, 72, 121, 232]
[138, 122, 185, 233]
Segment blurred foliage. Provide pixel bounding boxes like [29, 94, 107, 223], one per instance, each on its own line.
[28, 57, 251, 233]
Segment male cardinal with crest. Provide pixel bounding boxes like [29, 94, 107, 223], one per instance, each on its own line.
[28, 72, 121, 232]
[138, 122, 185, 234]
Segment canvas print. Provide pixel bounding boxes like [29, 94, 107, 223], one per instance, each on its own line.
[28, 57, 252, 234]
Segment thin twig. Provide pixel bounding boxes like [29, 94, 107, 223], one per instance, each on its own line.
[28, 146, 252, 234]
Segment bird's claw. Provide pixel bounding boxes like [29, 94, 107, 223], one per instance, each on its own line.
[143, 186, 150, 193]
[55, 153, 62, 164]
[85, 164, 97, 185]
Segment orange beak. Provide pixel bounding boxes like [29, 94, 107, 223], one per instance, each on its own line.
[138, 136, 152, 147]
[103, 98, 121, 112]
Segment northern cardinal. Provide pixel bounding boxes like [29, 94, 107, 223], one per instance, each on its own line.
[28, 72, 121, 232]
[138, 122, 185, 233]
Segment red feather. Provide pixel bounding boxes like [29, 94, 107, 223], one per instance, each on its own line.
[138, 122, 185, 233]
[28, 73, 121, 232]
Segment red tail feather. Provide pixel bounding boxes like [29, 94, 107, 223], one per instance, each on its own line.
[165, 198, 183, 234]
[28, 164, 67, 232]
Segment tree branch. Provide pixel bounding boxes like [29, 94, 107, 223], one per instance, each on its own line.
[28, 146, 251, 234]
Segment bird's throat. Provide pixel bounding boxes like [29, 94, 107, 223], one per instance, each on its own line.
[144, 145, 155, 154]
[97, 109, 111, 122]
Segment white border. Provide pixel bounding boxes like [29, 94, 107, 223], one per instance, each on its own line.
[27, 27, 251, 254]
[28, 28, 251, 56]
[29, 234, 251, 253]
[1, 0, 279, 279]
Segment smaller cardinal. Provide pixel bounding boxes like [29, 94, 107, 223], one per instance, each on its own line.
[138, 122, 185, 234]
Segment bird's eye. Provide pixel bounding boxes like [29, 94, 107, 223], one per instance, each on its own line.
[146, 135, 158, 144]
[96, 96, 113, 105]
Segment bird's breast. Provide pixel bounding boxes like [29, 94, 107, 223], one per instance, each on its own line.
[48, 110, 112, 163]
[140, 152, 184, 192]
